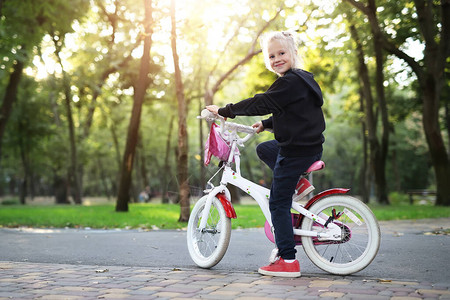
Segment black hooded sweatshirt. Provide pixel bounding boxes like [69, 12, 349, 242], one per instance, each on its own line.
[218, 68, 325, 157]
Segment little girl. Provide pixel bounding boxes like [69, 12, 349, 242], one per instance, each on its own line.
[206, 31, 325, 278]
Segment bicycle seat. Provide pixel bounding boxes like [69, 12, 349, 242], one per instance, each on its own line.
[306, 160, 325, 173]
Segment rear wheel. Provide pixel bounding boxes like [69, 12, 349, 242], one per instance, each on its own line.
[301, 195, 380, 275]
[187, 195, 231, 268]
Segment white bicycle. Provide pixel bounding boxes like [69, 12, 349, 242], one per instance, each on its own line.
[187, 110, 380, 275]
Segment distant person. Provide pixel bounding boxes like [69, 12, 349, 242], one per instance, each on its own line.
[138, 186, 151, 203]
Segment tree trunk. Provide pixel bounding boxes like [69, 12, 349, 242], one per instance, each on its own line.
[369, 0, 390, 204]
[198, 102, 206, 190]
[18, 126, 30, 205]
[97, 156, 112, 199]
[422, 82, 450, 206]
[229, 185, 241, 204]
[63, 84, 82, 204]
[52, 35, 82, 205]
[162, 115, 175, 204]
[417, 0, 450, 205]
[0, 58, 24, 164]
[137, 132, 149, 190]
[116, 0, 153, 212]
[170, 0, 190, 221]
[54, 173, 69, 204]
[358, 88, 370, 203]
[350, 23, 386, 204]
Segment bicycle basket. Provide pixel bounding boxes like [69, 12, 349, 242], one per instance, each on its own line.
[204, 122, 238, 166]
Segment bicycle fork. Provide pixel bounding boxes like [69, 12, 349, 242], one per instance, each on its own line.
[198, 185, 231, 232]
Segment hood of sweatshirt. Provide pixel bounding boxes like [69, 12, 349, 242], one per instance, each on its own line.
[290, 69, 323, 107]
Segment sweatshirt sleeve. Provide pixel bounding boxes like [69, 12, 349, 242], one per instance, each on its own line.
[217, 76, 299, 119]
[261, 117, 273, 129]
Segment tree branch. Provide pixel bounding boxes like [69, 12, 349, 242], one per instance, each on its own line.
[343, 0, 370, 15]
[211, 49, 262, 95]
[439, 0, 450, 66]
[344, 0, 425, 82]
[208, 4, 283, 96]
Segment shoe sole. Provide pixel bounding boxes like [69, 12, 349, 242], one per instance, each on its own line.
[292, 186, 315, 202]
[258, 268, 301, 278]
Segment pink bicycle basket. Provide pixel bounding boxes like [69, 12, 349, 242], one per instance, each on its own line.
[204, 122, 237, 166]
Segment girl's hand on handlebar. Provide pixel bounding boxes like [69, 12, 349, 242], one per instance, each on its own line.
[205, 105, 226, 120]
[252, 121, 265, 134]
[205, 105, 219, 115]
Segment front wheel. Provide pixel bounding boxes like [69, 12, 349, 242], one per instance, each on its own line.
[301, 195, 380, 275]
[187, 195, 231, 268]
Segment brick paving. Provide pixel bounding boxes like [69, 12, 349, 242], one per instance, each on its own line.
[1, 261, 449, 299]
[1, 218, 449, 299]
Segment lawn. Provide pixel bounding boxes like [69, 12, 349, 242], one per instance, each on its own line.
[0, 201, 449, 230]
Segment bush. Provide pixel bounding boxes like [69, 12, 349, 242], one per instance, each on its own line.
[1, 198, 20, 205]
[389, 192, 410, 205]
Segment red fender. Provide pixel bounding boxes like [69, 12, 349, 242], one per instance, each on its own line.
[216, 193, 237, 219]
[294, 188, 350, 228]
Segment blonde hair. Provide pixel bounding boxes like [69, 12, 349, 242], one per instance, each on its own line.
[260, 31, 302, 75]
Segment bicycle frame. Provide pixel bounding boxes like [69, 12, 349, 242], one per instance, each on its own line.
[198, 118, 345, 241]
[190, 111, 380, 274]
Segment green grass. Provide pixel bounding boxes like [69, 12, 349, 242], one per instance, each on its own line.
[0, 204, 185, 230]
[370, 204, 450, 221]
[0, 202, 449, 230]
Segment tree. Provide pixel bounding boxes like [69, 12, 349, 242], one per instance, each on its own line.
[169, 0, 190, 221]
[116, 0, 154, 212]
[344, 0, 450, 205]
[347, 7, 390, 204]
[0, 0, 89, 203]
[0, 60, 23, 162]
[0, 0, 88, 165]
[52, 32, 82, 204]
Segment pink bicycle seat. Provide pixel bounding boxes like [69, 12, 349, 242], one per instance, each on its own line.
[306, 160, 325, 173]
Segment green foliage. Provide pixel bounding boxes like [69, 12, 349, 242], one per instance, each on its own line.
[0, 198, 20, 205]
[0, 0, 445, 209]
[0, 0, 89, 59]
[388, 192, 410, 205]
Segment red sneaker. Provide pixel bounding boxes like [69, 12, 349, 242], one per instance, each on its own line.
[258, 258, 301, 278]
[292, 178, 314, 202]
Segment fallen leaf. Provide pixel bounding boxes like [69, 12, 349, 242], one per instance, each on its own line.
[95, 269, 109, 273]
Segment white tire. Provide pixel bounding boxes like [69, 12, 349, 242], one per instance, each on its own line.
[301, 195, 380, 275]
[187, 195, 231, 268]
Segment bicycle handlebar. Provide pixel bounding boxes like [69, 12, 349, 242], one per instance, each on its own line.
[224, 121, 256, 134]
[198, 109, 256, 143]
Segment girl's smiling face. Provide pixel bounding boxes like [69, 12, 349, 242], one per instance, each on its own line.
[268, 40, 293, 75]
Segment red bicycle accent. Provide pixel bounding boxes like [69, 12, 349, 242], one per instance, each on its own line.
[217, 193, 237, 219]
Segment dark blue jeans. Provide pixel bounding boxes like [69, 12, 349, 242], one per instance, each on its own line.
[256, 140, 322, 260]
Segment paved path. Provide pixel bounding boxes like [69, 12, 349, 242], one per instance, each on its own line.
[0, 218, 449, 299]
[1, 261, 449, 300]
